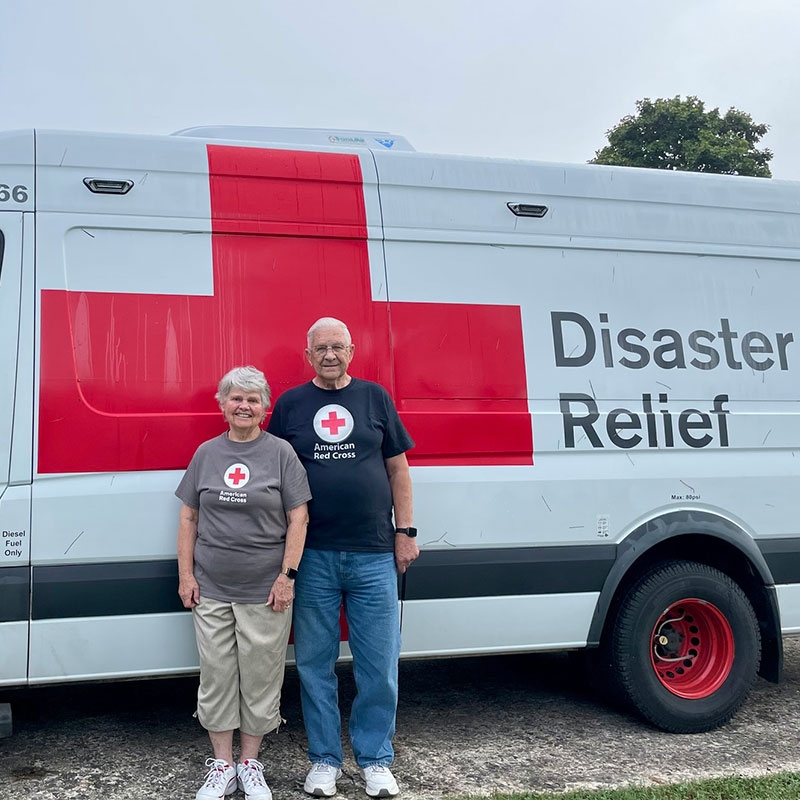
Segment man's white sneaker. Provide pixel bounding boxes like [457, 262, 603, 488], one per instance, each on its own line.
[361, 765, 399, 797]
[237, 759, 272, 800]
[196, 758, 237, 800]
[304, 762, 343, 796]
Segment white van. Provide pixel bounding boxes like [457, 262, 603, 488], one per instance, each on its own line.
[1, 126, 799, 737]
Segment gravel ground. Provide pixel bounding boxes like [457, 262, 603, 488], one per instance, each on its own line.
[2, 639, 800, 799]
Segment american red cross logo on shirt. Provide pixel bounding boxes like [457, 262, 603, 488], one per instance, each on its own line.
[223, 462, 250, 489]
[315, 404, 354, 444]
[228, 467, 246, 485]
[321, 411, 347, 436]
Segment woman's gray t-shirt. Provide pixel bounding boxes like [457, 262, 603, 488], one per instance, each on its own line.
[175, 431, 311, 603]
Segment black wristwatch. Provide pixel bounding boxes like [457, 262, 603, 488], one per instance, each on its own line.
[281, 567, 298, 580]
[395, 527, 418, 538]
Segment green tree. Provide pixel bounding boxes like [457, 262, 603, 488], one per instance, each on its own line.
[591, 95, 772, 177]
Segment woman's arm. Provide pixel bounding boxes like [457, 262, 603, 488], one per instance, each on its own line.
[177, 503, 201, 608]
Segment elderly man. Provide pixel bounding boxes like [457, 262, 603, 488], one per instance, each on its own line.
[268, 317, 419, 798]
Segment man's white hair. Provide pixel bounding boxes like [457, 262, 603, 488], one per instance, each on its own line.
[306, 317, 352, 347]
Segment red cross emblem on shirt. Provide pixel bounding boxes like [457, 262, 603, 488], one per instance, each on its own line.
[223, 463, 250, 489]
[228, 467, 247, 485]
[321, 411, 347, 436]
[315, 404, 354, 443]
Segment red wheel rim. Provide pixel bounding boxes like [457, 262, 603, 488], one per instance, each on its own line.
[649, 598, 734, 699]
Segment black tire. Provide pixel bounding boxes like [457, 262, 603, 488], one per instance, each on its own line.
[609, 560, 760, 733]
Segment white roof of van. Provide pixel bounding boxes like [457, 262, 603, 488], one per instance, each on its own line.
[172, 126, 414, 152]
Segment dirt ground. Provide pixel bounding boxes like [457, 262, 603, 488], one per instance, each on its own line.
[2, 639, 800, 799]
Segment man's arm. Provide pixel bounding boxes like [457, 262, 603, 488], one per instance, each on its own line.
[386, 453, 418, 573]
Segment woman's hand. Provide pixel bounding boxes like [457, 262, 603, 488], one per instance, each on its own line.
[266, 574, 294, 613]
[267, 503, 307, 613]
[178, 575, 200, 608]
[177, 503, 200, 608]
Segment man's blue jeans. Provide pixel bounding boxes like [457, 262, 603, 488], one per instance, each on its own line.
[293, 549, 400, 768]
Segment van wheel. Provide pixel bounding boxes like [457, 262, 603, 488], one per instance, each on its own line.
[610, 560, 760, 733]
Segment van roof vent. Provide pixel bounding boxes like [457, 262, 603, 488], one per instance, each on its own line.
[172, 126, 414, 152]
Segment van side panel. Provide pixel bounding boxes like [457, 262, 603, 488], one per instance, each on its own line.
[30, 132, 218, 679]
[36, 141, 383, 475]
[0, 130, 34, 685]
[29, 135, 393, 681]
[1, 214, 35, 685]
[27, 136, 539, 679]
[374, 150, 800, 654]
[36, 141, 532, 475]
[17, 130, 800, 698]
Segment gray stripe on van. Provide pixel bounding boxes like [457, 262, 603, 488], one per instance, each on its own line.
[0, 566, 29, 622]
[30, 539, 800, 621]
[31, 545, 618, 620]
[32, 560, 184, 620]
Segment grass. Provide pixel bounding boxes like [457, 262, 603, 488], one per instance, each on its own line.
[482, 772, 800, 800]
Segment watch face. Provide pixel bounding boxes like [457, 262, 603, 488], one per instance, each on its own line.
[284, 567, 298, 579]
[397, 527, 418, 537]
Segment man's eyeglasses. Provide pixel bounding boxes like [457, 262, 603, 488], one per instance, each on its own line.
[311, 345, 350, 356]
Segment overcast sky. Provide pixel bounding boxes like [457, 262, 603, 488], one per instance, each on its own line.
[2, 0, 799, 179]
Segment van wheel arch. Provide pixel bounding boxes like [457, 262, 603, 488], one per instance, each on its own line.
[587, 510, 781, 689]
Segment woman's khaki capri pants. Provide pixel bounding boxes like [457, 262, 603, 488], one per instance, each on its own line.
[192, 596, 292, 735]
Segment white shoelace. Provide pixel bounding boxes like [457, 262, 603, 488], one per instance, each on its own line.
[202, 758, 233, 790]
[240, 759, 267, 788]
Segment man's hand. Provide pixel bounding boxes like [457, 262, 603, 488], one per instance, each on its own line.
[395, 532, 419, 574]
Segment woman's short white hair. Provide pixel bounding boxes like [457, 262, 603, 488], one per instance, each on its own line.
[307, 317, 352, 347]
[215, 366, 271, 408]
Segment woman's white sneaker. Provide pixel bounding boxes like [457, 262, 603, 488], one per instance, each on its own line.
[196, 758, 237, 800]
[304, 762, 343, 796]
[237, 759, 272, 800]
[361, 765, 399, 797]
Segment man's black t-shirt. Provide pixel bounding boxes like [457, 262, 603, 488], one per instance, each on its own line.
[268, 378, 413, 552]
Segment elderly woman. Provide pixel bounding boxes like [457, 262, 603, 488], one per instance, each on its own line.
[176, 366, 311, 800]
